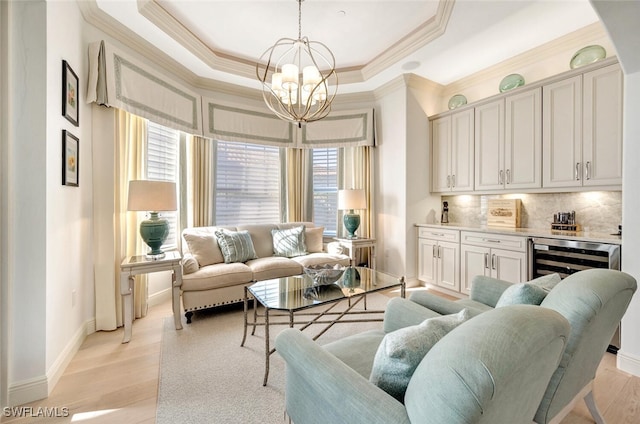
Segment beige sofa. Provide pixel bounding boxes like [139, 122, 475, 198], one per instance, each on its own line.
[179, 222, 350, 323]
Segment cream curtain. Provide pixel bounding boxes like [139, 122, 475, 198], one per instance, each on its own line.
[285, 149, 312, 222]
[115, 110, 149, 323]
[187, 135, 215, 227]
[339, 146, 374, 265]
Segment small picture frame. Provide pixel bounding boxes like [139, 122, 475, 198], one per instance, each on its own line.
[62, 130, 79, 187]
[62, 60, 79, 126]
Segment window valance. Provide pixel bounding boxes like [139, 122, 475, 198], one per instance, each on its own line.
[88, 41, 374, 148]
[87, 41, 203, 134]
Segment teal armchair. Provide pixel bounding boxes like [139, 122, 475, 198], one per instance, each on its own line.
[275, 299, 570, 424]
[411, 268, 637, 424]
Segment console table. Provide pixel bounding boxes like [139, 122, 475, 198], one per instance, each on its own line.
[120, 251, 183, 343]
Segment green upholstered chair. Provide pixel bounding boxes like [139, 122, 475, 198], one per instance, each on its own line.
[410, 268, 637, 424]
[274, 299, 570, 424]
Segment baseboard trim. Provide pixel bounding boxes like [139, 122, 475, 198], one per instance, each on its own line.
[148, 287, 171, 308]
[7, 318, 94, 406]
[616, 349, 640, 377]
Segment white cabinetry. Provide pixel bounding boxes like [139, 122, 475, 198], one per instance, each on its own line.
[460, 231, 527, 294]
[474, 88, 542, 191]
[417, 227, 460, 293]
[432, 109, 474, 192]
[543, 63, 623, 188]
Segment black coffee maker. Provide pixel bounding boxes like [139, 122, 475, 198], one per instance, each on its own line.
[441, 201, 449, 224]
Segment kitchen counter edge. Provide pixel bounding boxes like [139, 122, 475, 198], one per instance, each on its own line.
[415, 223, 622, 245]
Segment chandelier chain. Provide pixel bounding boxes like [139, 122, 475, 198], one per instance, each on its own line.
[298, 0, 302, 40]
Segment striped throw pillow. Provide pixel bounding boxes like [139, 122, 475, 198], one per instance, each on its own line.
[272, 225, 307, 258]
[214, 229, 257, 264]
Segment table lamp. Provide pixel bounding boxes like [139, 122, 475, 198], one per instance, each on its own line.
[127, 180, 177, 259]
[338, 189, 366, 239]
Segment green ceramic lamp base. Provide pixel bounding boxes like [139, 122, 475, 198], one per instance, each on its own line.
[343, 212, 361, 239]
[139, 212, 169, 259]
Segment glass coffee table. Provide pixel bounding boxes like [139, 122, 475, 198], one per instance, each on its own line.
[241, 267, 405, 385]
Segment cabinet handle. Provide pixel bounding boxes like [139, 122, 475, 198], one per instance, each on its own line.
[506, 169, 511, 184]
[451, 174, 456, 188]
[484, 253, 489, 269]
[575, 163, 581, 181]
[585, 161, 591, 180]
[499, 170, 504, 184]
[447, 175, 451, 188]
[438, 246, 442, 259]
[491, 254, 497, 270]
[432, 245, 436, 258]
[482, 238, 501, 243]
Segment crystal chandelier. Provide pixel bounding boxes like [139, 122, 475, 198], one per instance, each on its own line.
[256, 0, 338, 127]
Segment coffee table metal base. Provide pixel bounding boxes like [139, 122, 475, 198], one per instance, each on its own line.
[241, 274, 405, 386]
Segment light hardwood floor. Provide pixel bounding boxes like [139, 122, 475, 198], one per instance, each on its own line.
[3, 294, 640, 424]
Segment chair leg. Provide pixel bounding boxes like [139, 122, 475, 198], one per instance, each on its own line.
[584, 390, 605, 424]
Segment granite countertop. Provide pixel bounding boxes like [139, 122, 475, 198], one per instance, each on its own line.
[415, 223, 622, 245]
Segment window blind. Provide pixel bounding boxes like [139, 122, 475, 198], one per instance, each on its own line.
[312, 148, 338, 236]
[147, 121, 179, 249]
[215, 141, 281, 225]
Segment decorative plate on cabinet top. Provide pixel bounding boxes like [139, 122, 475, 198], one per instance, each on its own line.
[448, 94, 467, 110]
[499, 74, 525, 92]
[570, 45, 606, 69]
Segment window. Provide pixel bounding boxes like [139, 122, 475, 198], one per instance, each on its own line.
[312, 148, 338, 236]
[146, 121, 179, 249]
[215, 141, 281, 225]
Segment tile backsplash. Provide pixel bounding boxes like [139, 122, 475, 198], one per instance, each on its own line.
[442, 191, 621, 234]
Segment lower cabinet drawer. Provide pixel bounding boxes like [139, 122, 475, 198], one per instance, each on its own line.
[460, 231, 527, 252]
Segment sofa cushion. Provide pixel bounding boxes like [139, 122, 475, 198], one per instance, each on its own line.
[180, 262, 253, 291]
[292, 252, 351, 268]
[495, 273, 562, 308]
[369, 309, 470, 402]
[183, 232, 225, 267]
[247, 257, 303, 281]
[215, 229, 257, 263]
[236, 224, 279, 258]
[272, 225, 307, 257]
[305, 226, 325, 253]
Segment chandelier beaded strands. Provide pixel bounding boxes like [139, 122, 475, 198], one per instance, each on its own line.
[256, 0, 338, 127]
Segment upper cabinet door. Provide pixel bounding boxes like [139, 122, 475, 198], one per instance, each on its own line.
[505, 87, 542, 189]
[475, 100, 504, 190]
[543, 75, 583, 188]
[431, 116, 452, 192]
[583, 64, 623, 186]
[450, 109, 474, 192]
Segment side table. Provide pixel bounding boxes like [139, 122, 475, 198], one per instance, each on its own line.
[120, 251, 183, 343]
[334, 237, 377, 269]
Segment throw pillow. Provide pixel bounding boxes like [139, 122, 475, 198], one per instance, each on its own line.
[183, 233, 223, 267]
[272, 225, 307, 257]
[369, 309, 470, 402]
[495, 273, 561, 308]
[214, 229, 257, 264]
[305, 226, 325, 253]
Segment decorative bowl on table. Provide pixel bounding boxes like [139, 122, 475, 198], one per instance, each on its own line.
[304, 264, 345, 286]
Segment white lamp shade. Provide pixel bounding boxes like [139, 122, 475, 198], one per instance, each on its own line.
[127, 180, 177, 212]
[338, 189, 366, 210]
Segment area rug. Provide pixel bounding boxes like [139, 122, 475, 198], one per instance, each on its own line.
[156, 292, 393, 424]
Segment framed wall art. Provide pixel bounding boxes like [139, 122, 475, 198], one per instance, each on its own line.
[62, 60, 79, 126]
[62, 130, 79, 187]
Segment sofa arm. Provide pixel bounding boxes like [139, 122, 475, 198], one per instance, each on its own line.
[409, 291, 469, 315]
[275, 329, 411, 424]
[382, 297, 443, 333]
[181, 253, 199, 275]
[469, 275, 513, 307]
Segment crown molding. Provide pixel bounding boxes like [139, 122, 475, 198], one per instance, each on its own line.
[361, 0, 454, 81]
[443, 22, 610, 99]
[78, 0, 200, 88]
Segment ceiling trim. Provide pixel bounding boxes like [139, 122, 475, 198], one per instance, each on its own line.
[361, 0, 455, 81]
[137, 0, 453, 85]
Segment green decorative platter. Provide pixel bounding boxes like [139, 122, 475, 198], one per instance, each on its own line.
[499, 73, 525, 93]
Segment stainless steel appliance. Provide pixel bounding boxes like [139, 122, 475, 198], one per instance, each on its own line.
[529, 237, 622, 352]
